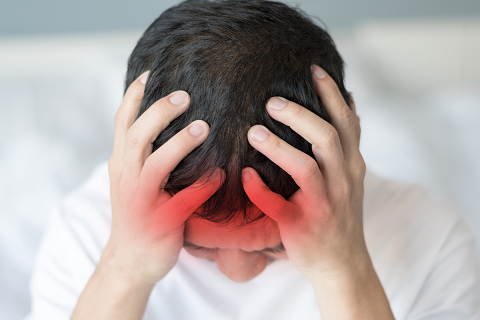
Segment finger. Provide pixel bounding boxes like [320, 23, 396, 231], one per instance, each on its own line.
[312, 65, 359, 162]
[246, 125, 328, 203]
[137, 119, 209, 199]
[265, 96, 346, 180]
[111, 71, 149, 164]
[241, 167, 298, 225]
[124, 90, 190, 180]
[157, 168, 226, 228]
[348, 95, 361, 144]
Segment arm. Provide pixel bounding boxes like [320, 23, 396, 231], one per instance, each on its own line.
[70, 254, 155, 320]
[71, 72, 225, 320]
[242, 65, 395, 319]
[310, 255, 394, 319]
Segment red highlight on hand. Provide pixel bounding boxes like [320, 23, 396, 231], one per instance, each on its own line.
[159, 169, 226, 228]
[242, 167, 297, 225]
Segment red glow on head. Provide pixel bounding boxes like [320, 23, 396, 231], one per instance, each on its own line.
[184, 210, 281, 252]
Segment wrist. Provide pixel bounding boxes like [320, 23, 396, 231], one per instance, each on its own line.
[99, 240, 165, 290]
[299, 236, 372, 283]
[308, 248, 374, 289]
[72, 246, 156, 320]
[308, 252, 395, 320]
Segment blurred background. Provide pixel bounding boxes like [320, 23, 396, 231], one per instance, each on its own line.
[1, 0, 480, 319]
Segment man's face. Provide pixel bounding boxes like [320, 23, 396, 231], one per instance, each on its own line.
[183, 205, 287, 283]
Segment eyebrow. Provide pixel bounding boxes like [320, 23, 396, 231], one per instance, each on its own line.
[183, 240, 286, 254]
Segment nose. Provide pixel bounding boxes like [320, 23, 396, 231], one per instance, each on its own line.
[215, 249, 269, 283]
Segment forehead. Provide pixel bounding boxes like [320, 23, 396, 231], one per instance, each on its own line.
[184, 212, 281, 251]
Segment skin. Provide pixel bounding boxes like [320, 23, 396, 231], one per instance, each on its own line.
[183, 209, 285, 283]
[71, 66, 395, 320]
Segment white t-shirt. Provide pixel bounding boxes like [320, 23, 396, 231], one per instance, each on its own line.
[26, 162, 480, 320]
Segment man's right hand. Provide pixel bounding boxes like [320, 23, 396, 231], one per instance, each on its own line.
[105, 71, 225, 285]
[71, 71, 224, 320]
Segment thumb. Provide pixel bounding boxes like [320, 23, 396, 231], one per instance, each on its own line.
[160, 168, 225, 227]
[242, 167, 296, 225]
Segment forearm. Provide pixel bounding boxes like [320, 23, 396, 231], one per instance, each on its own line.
[71, 252, 156, 320]
[310, 255, 395, 320]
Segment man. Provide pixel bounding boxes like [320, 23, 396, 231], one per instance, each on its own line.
[27, 1, 479, 319]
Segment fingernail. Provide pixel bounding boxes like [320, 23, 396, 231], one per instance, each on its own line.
[252, 127, 268, 142]
[189, 121, 205, 136]
[242, 169, 252, 182]
[140, 71, 149, 84]
[313, 65, 326, 79]
[170, 91, 188, 106]
[267, 97, 287, 110]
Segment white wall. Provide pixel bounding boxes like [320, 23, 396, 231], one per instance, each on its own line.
[1, 0, 480, 36]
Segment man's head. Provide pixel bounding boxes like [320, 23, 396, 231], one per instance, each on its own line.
[126, 0, 349, 282]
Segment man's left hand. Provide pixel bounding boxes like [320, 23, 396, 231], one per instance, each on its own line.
[241, 65, 366, 280]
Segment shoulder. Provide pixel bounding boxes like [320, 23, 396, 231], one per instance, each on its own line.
[61, 161, 111, 220]
[364, 170, 480, 319]
[363, 169, 472, 253]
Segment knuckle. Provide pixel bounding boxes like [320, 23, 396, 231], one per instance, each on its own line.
[290, 104, 307, 121]
[108, 158, 117, 177]
[355, 115, 361, 129]
[176, 192, 194, 213]
[339, 105, 355, 125]
[114, 111, 127, 129]
[108, 158, 124, 188]
[143, 155, 163, 179]
[323, 126, 340, 149]
[269, 193, 285, 212]
[171, 130, 194, 151]
[298, 157, 319, 179]
[258, 190, 292, 223]
[351, 154, 367, 180]
[150, 101, 169, 120]
[270, 195, 290, 220]
[125, 82, 144, 100]
[269, 137, 284, 154]
[125, 127, 142, 151]
[348, 94, 355, 107]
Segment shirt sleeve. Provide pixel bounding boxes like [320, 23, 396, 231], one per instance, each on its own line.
[25, 163, 111, 320]
[406, 215, 480, 320]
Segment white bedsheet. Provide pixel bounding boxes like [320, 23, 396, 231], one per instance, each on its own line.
[1, 20, 479, 319]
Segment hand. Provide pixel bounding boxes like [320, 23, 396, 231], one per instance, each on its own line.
[104, 71, 225, 286]
[241, 65, 366, 281]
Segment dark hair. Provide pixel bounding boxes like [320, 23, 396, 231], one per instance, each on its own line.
[126, 0, 349, 226]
